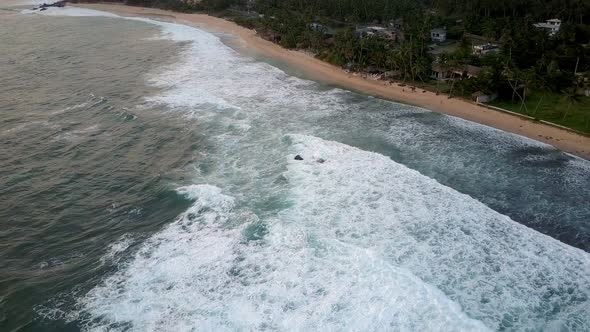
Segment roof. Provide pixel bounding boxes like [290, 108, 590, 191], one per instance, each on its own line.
[534, 19, 561, 29]
[431, 63, 446, 72]
[534, 23, 552, 28]
[432, 64, 482, 76]
[473, 43, 499, 50]
[427, 43, 458, 55]
[431, 28, 446, 33]
[465, 65, 483, 76]
[464, 33, 500, 46]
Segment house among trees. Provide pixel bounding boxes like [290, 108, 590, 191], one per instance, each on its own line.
[428, 43, 458, 57]
[463, 65, 483, 78]
[389, 18, 403, 31]
[533, 19, 561, 36]
[431, 63, 450, 80]
[355, 26, 398, 42]
[431, 64, 482, 81]
[430, 28, 447, 42]
[309, 23, 335, 38]
[473, 43, 500, 56]
[463, 33, 501, 56]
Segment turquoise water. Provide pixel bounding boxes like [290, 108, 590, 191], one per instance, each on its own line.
[1, 5, 590, 332]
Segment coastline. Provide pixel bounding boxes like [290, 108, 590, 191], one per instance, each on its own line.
[73, 3, 590, 160]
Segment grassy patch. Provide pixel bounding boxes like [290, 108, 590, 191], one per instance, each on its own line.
[491, 92, 590, 134]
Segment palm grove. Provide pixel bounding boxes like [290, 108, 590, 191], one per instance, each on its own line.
[122, 0, 590, 132]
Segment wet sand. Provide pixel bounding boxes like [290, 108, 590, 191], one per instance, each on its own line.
[74, 3, 590, 159]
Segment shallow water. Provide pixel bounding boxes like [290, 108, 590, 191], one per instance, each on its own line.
[1, 5, 589, 332]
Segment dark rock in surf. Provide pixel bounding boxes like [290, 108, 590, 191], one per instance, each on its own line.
[33, 1, 66, 10]
[317, 158, 326, 163]
[294, 155, 304, 161]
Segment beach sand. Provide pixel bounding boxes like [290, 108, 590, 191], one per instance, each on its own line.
[71, 3, 590, 160]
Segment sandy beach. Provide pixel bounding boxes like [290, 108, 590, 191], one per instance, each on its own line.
[70, 3, 590, 159]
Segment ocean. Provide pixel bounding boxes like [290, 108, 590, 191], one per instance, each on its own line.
[1, 4, 589, 332]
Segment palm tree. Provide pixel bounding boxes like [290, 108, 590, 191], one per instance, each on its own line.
[531, 78, 547, 117]
[445, 54, 462, 97]
[482, 18, 496, 41]
[519, 68, 537, 113]
[499, 29, 515, 62]
[502, 64, 526, 109]
[561, 87, 581, 121]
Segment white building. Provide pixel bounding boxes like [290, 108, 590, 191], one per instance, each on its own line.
[533, 19, 561, 36]
[430, 28, 447, 42]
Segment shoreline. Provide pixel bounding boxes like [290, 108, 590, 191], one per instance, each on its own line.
[72, 3, 590, 160]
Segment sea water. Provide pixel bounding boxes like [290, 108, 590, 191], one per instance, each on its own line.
[1, 4, 589, 332]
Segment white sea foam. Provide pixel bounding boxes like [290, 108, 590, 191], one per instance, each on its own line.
[442, 114, 553, 150]
[22, 7, 119, 17]
[284, 134, 590, 331]
[78, 135, 590, 331]
[118, 16, 352, 120]
[53, 124, 100, 143]
[387, 111, 551, 156]
[1, 120, 56, 135]
[100, 234, 135, 265]
[48, 102, 89, 115]
[78, 183, 489, 331]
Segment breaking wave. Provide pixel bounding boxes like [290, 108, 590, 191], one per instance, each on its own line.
[37, 7, 590, 331]
[76, 134, 590, 331]
[78, 181, 489, 331]
[284, 134, 590, 331]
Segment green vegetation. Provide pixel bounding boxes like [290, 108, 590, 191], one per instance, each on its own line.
[493, 92, 590, 133]
[123, 0, 198, 11]
[106, 0, 590, 133]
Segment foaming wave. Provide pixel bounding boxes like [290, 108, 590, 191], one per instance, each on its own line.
[77, 183, 488, 331]
[100, 234, 135, 266]
[125, 15, 351, 118]
[22, 7, 119, 17]
[387, 112, 551, 155]
[80, 135, 590, 331]
[48, 102, 89, 116]
[441, 115, 552, 151]
[284, 134, 590, 331]
[26, 6, 369, 124]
